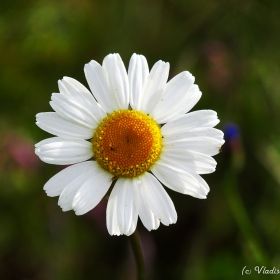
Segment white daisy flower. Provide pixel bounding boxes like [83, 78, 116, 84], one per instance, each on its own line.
[35, 53, 224, 236]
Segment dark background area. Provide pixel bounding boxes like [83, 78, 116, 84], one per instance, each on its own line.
[1, 0, 280, 279]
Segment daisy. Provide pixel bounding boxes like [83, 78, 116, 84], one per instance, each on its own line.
[35, 53, 224, 236]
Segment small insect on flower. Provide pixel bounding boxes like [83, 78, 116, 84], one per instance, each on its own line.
[110, 175, 118, 182]
[35, 53, 224, 236]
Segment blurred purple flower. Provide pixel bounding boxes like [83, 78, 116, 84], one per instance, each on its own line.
[223, 123, 242, 155]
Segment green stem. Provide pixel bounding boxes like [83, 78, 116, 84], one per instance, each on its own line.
[129, 229, 145, 280]
[224, 171, 268, 264]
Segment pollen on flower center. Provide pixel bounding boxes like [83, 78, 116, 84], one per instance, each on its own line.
[92, 110, 162, 178]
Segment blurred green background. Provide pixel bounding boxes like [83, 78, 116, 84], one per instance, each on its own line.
[1, 0, 280, 279]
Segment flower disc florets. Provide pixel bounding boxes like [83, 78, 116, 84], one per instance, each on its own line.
[92, 110, 162, 178]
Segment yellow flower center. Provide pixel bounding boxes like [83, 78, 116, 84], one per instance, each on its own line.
[92, 110, 162, 178]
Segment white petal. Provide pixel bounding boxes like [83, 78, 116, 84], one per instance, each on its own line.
[161, 110, 220, 136]
[151, 214, 160, 230]
[126, 207, 138, 236]
[186, 171, 210, 198]
[112, 178, 137, 235]
[138, 60, 170, 115]
[160, 149, 217, 174]
[151, 161, 201, 197]
[43, 161, 95, 197]
[163, 137, 225, 156]
[128, 53, 149, 110]
[36, 112, 93, 140]
[58, 77, 96, 106]
[156, 84, 202, 123]
[163, 127, 224, 142]
[35, 137, 93, 165]
[131, 178, 160, 231]
[176, 84, 203, 115]
[84, 60, 115, 113]
[152, 158, 210, 198]
[102, 53, 129, 110]
[141, 173, 177, 226]
[106, 183, 121, 236]
[152, 71, 195, 123]
[72, 165, 112, 215]
[50, 91, 104, 130]
[106, 178, 139, 236]
[58, 77, 106, 122]
[58, 163, 97, 211]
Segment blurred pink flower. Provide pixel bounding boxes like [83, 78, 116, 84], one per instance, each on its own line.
[3, 131, 40, 171]
[202, 41, 232, 90]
